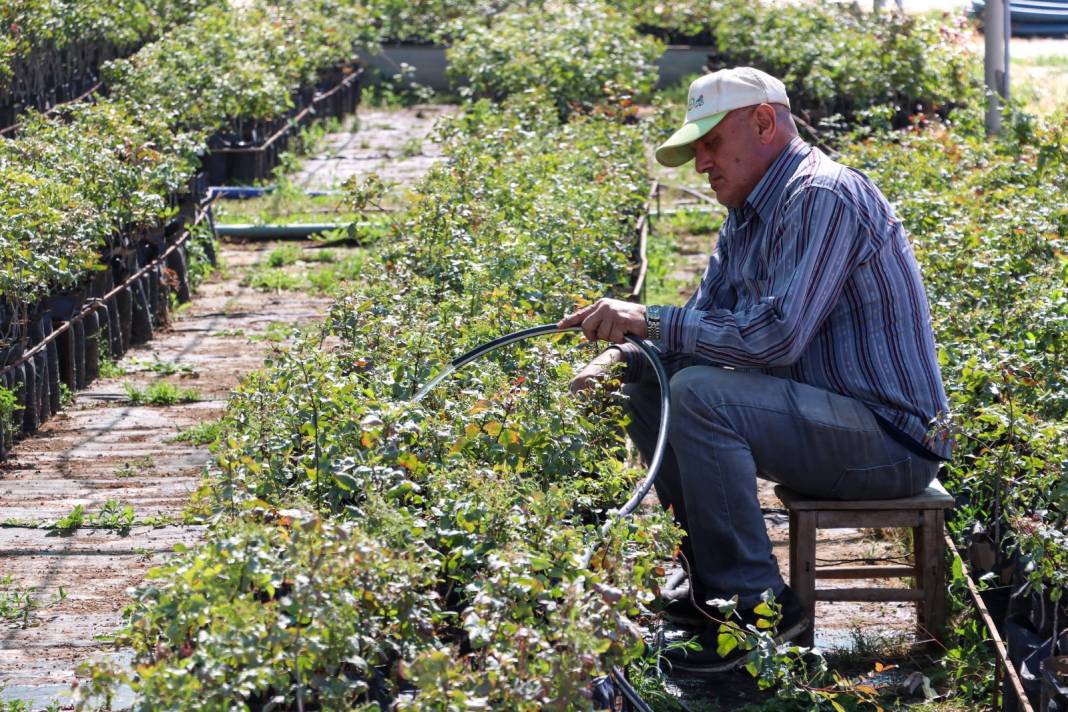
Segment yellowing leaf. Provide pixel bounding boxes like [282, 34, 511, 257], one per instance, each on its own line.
[716, 631, 738, 657]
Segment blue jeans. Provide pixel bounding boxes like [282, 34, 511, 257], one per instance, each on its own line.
[623, 365, 939, 608]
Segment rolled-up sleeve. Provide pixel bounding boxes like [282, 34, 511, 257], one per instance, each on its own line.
[659, 187, 867, 369]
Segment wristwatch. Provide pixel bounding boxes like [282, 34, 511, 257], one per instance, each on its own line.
[645, 304, 663, 341]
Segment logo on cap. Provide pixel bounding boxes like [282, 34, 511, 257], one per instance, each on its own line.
[687, 95, 704, 111]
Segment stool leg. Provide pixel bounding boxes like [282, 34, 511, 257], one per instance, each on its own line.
[791, 511, 817, 647]
[915, 509, 946, 644]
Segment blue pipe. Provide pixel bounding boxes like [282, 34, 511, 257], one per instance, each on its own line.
[208, 186, 344, 200]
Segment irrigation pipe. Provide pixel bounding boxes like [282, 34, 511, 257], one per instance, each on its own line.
[411, 323, 670, 553]
[214, 222, 365, 240]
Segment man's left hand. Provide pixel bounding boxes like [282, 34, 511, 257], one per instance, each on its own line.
[558, 298, 647, 343]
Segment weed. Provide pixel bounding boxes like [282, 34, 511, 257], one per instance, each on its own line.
[243, 267, 304, 292]
[58, 382, 74, 409]
[399, 136, 423, 157]
[124, 381, 202, 406]
[53, 504, 86, 532]
[139, 356, 196, 377]
[98, 357, 128, 379]
[114, 456, 156, 478]
[266, 243, 304, 267]
[248, 322, 294, 344]
[93, 500, 136, 534]
[0, 386, 21, 432]
[51, 501, 135, 535]
[0, 575, 39, 628]
[170, 420, 222, 446]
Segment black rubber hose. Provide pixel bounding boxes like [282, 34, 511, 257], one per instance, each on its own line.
[414, 323, 670, 525]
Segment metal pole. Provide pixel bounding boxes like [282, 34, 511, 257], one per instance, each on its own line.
[985, 0, 1010, 135]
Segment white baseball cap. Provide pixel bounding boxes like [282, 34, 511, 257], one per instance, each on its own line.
[655, 67, 791, 167]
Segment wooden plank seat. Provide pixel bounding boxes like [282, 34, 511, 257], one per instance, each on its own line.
[774, 479, 954, 647]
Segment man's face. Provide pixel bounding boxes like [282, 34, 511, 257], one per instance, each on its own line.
[693, 107, 766, 209]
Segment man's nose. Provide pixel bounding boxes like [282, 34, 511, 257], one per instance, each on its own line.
[694, 146, 713, 174]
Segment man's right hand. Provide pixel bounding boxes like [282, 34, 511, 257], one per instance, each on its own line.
[570, 348, 624, 395]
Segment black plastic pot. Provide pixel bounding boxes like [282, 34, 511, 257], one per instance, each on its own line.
[83, 311, 100, 383]
[1005, 613, 1050, 711]
[105, 296, 122, 358]
[131, 278, 153, 344]
[41, 287, 87, 322]
[20, 359, 37, 434]
[56, 326, 76, 391]
[1041, 656, 1068, 711]
[981, 586, 1013, 637]
[166, 246, 192, 304]
[117, 287, 133, 356]
[72, 318, 86, 390]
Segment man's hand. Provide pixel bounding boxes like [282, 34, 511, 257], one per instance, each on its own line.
[570, 348, 623, 394]
[558, 298, 647, 344]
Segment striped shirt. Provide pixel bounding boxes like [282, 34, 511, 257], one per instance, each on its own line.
[619, 137, 952, 459]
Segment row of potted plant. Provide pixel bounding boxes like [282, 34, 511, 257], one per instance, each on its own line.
[0, 0, 384, 339]
[0, 0, 222, 126]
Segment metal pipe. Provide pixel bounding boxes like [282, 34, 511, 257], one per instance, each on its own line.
[985, 0, 1010, 135]
[213, 223, 366, 239]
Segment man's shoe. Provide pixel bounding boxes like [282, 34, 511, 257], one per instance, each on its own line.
[660, 586, 811, 676]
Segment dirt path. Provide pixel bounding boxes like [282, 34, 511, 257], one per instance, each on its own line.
[0, 105, 450, 709]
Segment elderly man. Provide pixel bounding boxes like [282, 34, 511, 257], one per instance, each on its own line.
[559, 67, 951, 673]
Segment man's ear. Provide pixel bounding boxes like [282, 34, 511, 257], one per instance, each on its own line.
[752, 103, 777, 144]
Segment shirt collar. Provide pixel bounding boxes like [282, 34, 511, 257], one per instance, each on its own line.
[744, 136, 811, 224]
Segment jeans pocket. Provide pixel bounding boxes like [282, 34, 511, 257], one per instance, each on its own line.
[834, 456, 918, 500]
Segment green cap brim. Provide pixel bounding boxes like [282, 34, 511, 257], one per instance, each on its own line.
[654, 111, 728, 167]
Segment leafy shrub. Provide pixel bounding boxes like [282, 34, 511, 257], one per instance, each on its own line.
[0, 0, 222, 104]
[616, 0, 981, 124]
[82, 95, 682, 709]
[105, 0, 379, 134]
[446, 0, 662, 118]
[0, 0, 382, 308]
[840, 110, 1068, 611]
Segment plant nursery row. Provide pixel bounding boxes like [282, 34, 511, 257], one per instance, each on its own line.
[0, 0, 383, 450]
[0, 0, 221, 126]
[2, 0, 1064, 709]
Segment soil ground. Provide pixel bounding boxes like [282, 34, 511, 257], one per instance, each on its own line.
[0, 105, 449, 710]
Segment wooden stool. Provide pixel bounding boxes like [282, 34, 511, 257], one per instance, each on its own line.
[774, 480, 954, 647]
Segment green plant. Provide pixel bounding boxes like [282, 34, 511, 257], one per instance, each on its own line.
[99, 357, 128, 379]
[0, 385, 21, 433]
[58, 382, 74, 409]
[124, 381, 202, 406]
[617, 0, 981, 126]
[51, 501, 136, 535]
[170, 421, 222, 446]
[52, 505, 86, 532]
[139, 357, 195, 377]
[447, 0, 662, 119]
[0, 575, 39, 628]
